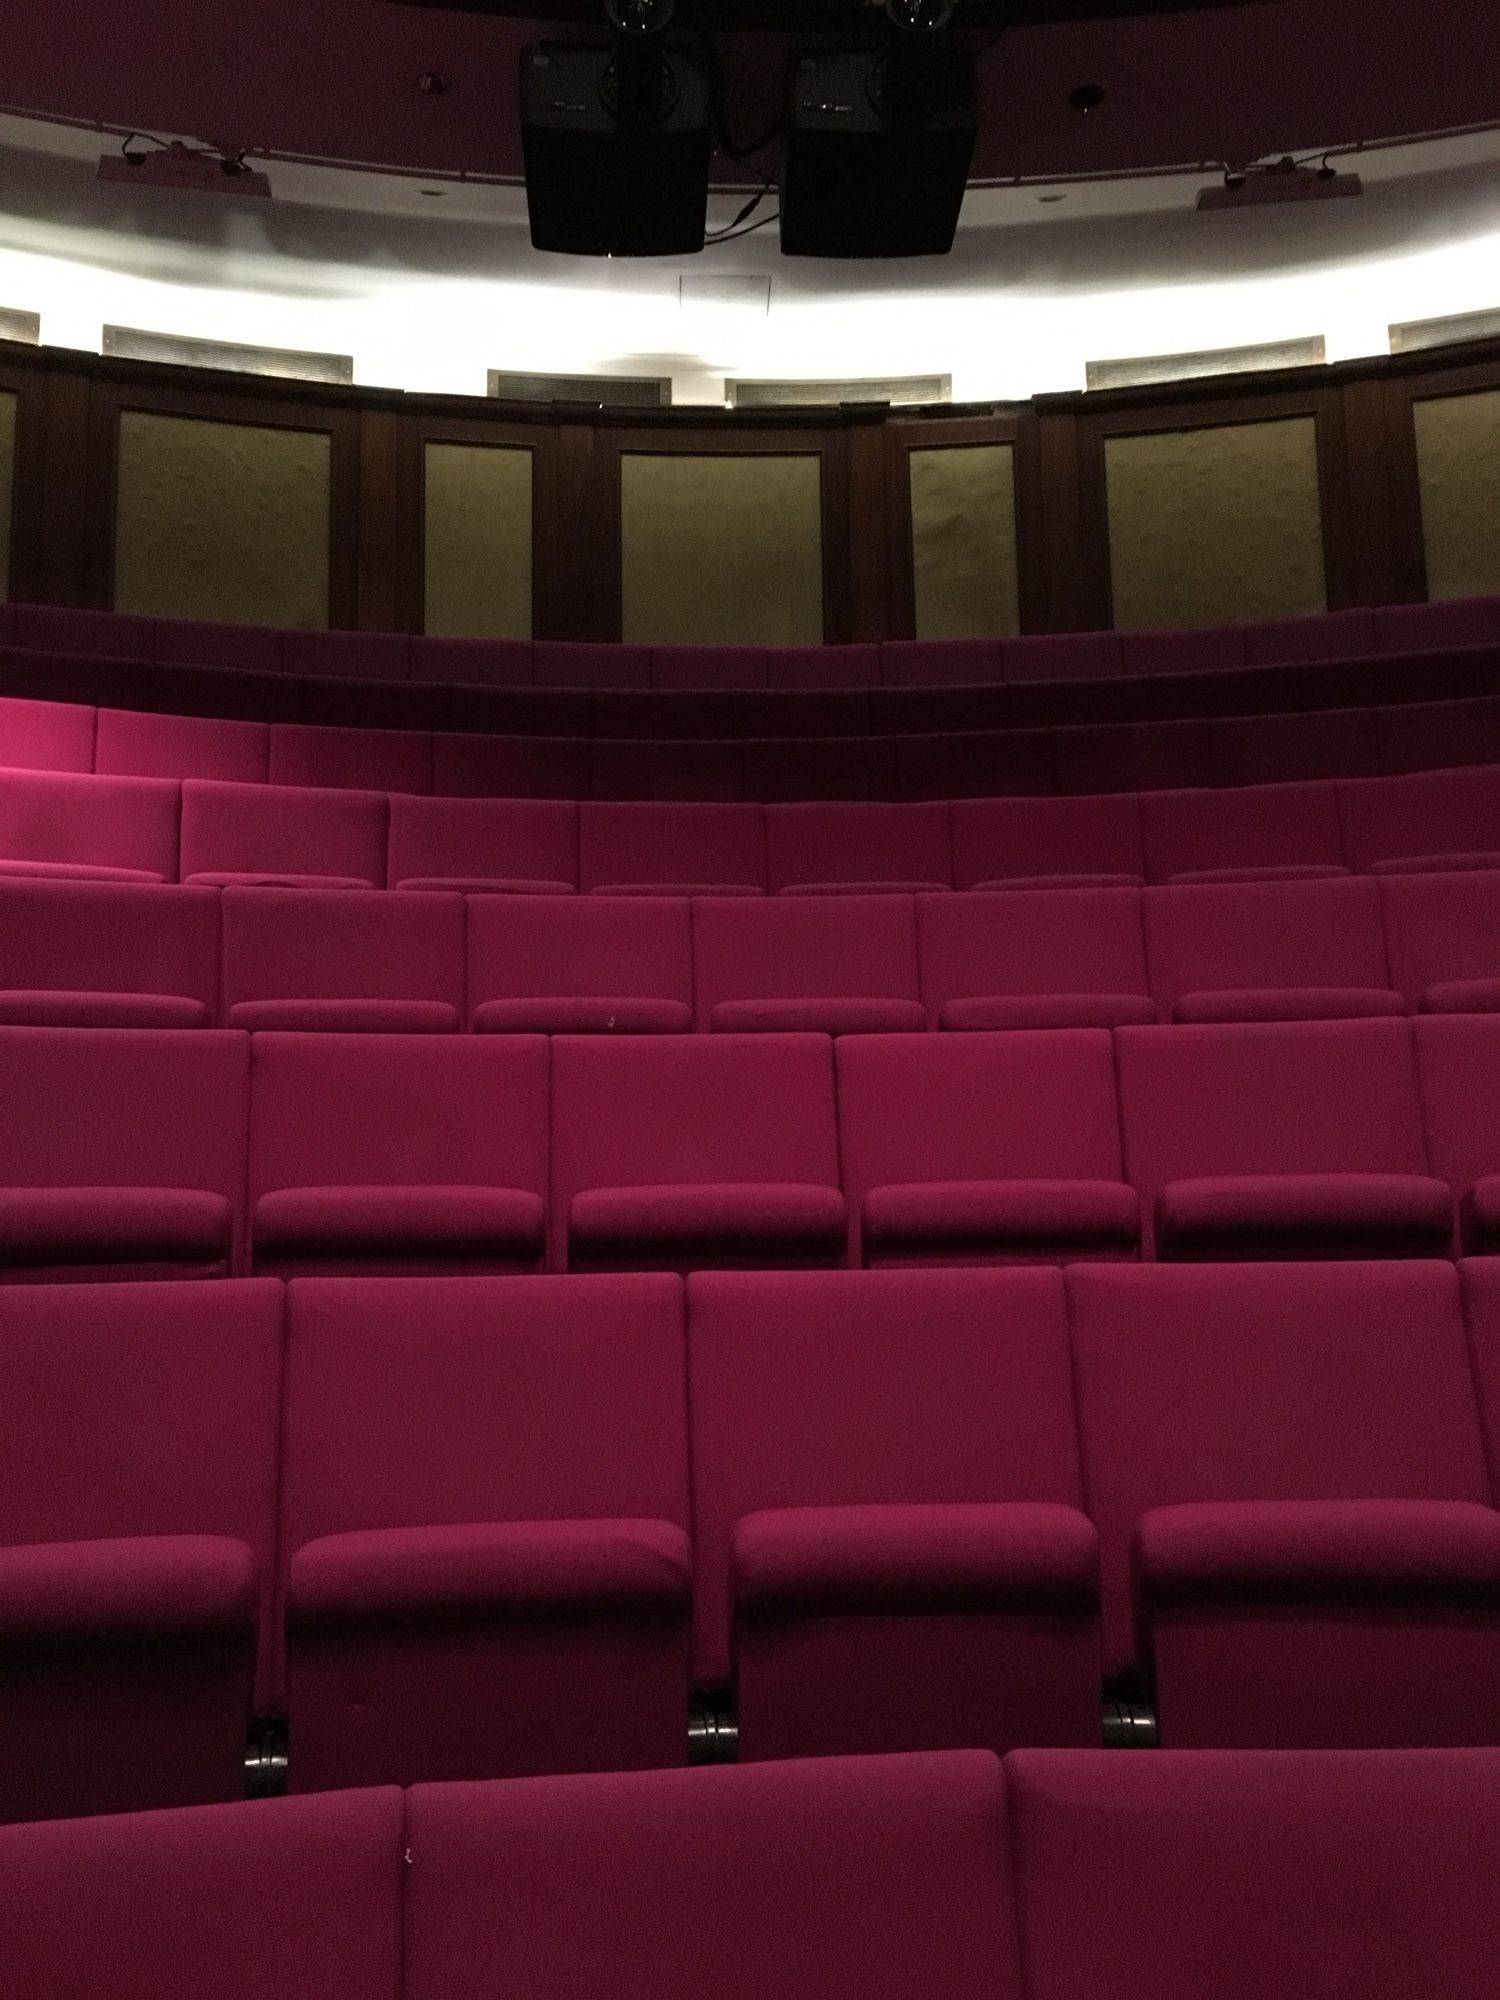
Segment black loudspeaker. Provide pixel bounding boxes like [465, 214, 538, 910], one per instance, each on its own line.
[779, 45, 978, 258]
[520, 42, 712, 256]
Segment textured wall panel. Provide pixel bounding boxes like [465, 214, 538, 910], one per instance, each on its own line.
[620, 451, 823, 646]
[114, 410, 331, 627]
[910, 442, 1019, 639]
[423, 441, 533, 639]
[0, 390, 16, 601]
[1105, 415, 1327, 630]
[1415, 389, 1500, 601]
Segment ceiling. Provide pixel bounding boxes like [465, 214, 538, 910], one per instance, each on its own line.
[1, 0, 1496, 189]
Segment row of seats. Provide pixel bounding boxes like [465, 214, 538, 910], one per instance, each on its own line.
[7, 1263, 1500, 1823]
[8, 1749, 1499, 1999]
[10, 872, 1500, 1037]
[10, 1015, 1500, 1275]
[8, 687, 1500, 798]
[7, 764, 1500, 888]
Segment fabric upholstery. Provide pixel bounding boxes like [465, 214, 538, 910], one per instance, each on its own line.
[387, 795, 579, 893]
[180, 779, 386, 889]
[1337, 767, 1500, 871]
[915, 888, 1151, 1029]
[220, 885, 464, 1027]
[1142, 876, 1394, 1020]
[267, 723, 431, 794]
[0, 694, 95, 772]
[765, 803, 952, 892]
[96, 708, 269, 783]
[692, 893, 922, 1032]
[0, 877, 219, 1022]
[467, 891, 692, 1033]
[0, 767, 179, 881]
[1379, 868, 1500, 1008]
[1155, 1172, 1453, 1260]
[578, 802, 764, 892]
[1140, 782, 1345, 883]
[570, 1182, 849, 1273]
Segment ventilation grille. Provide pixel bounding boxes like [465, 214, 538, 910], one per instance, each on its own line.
[1391, 308, 1500, 356]
[726, 375, 951, 410]
[0, 308, 40, 347]
[489, 371, 672, 409]
[1086, 337, 1327, 392]
[102, 326, 352, 384]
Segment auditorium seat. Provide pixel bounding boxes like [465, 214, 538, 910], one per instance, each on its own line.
[0, 693, 94, 772]
[467, 893, 693, 1033]
[773, 640, 882, 689]
[1121, 622, 1246, 678]
[1004, 631, 1124, 683]
[386, 794, 578, 893]
[402, 1752, 1021, 1999]
[149, 658, 303, 724]
[591, 738, 743, 802]
[1374, 696, 1500, 775]
[535, 639, 651, 689]
[915, 887, 1154, 1030]
[267, 722, 432, 795]
[152, 615, 286, 676]
[1337, 766, 1500, 872]
[95, 706, 269, 783]
[220, 887, 464, 1032]
[247, 1033, 549, 1275]
[451, 687, 593, 738]
[948, 794, 1144, 889]
[0, 1279, 282, 1819]
[837, 1031, 1139, 1264]
[552, 1034, 846, 1272]
[766, 802, 952, 893]
[595, 689, 737, 740]
[11, 602, 155, 658]
[1067, 1260, 1500, 1744]
[896, 731, 1054, 803]
[735, 688, 872, 737]
[281, 1275, 692, 1787]
[0, 877, 219, 1028]
[1411, 1016, 1500, 1252]
[688, 1268, 1101, 1757]
[741, 736, 898, 803]
[281, 629, 410, 683]
[431, 731, 589, 799]
[579, 801, 765, 894]
[1141, 875, 1403, 1023]
[1139, 781, 1346, 883]
[0, 1027, 248, 1278]
[880, 636, 1006, 687]
[692, 893, 924, 1033]
[653, 642, 768, 691]
[1208, 706, 1378, 785]
[1245, 607, 1377, 665]
[179, 779, 386, 890]
[1008, 1747, 1500, 1999]
[1380, 869, 1500, 1012]
[1050, 719, 1216, 797]
[411, 633, 532, 686]
[1116, 1018, 1451, 1258]
[297, 678, 449, 733]
[0, 767, 179, 883]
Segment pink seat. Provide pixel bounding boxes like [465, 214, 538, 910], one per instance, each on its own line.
[688, 1267, 1100, 1757]
[220, 886, 464, 1032]
[0, 877, 219, 1028]
[96, 707, 269, 783]
[1140, 782, 1345, 883]
[595, 689, 737, 740]
[298, 678, 449, 731]
[771, 640, 881, 688]
[1003, 631, 1124, 682]
[1119, 623, 1246, 677]
[580, 801, 765, 894]
[387, 794, 578, 893]
[896, 732, 1054, 802]
[0, 1279, 281, 1818]
[880, 637, 1004, 687]
[1374, 597, 1500, 652]
[248, 1033, 549, 1275]
[766, 802, 952, 893]
[281, 1273, 691, 1787]
[1374, 697, 1500, 775]
[280, 629, 411, 681]
[1210, 707, 1378, 784]
[1067, 1260, 1500, 1744]
[0, 694, 94, 772]
[1243, 607, 1376, 665]
[409, 634, 532, 685]
[1337, 767, 1500, 872]
[651, 644, 767, 691]
[589, 738, 744, 803]
[1050, 720, 1215, 797]
[10, 603, 155, 658]
[151, 614, 286, 674]
[949, 795, 1144, 889]
[148, 659, 301, 723]
[916, 887, 1151, 1030]
[534, 640, 651, 689]
[837, 1031, 1138, 1265]
[1117, 1018, 1450, 1259]
[741, 737, 898, 802]
[735, 689, 872, 737]
[694, 893, 922, 1034]
[0, 767, 179, 883]
[268, 722, 432, 794]
[553, 1034, 846, 1272]
[180, 778, 386, 889]
[432, 732, 589, 799]
[1411, 1016, 1500, 1252]
[467, 893, 692, 1034]
[1379, 869, 1500, 1009]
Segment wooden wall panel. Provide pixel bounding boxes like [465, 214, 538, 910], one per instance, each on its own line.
[909, 441, 1019, 639]
[423, 441, 532, 639]
[1414, 388, 1500, 601]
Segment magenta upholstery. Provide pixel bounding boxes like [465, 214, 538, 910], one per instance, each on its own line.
[1411, 1016, 1500, 1251]
[180, 779, 386, 889]
[590, 737, 743, 802]
[96, 708, 269, 783]
[736, 688, 871, 736]
[431, 731, 589, 798]
[949, 795, 1144, 888]
[0, 877, 218, 1027]
[1004, 631, 1124, 682]
[694, 893, 922, 1033]
[1379, 868, 1500, 1007]
[1142, 876, 1399, 1022]
[410, 634, 532, 686]
[268, 722, 432, 794]
[468, 892, 692, 1033]
[0, 767, 179, 882]
[151, 616, 285, 674]
[220, 886, 463, 1032]
[553, 1034, 844, 1271]
[742, 735, 898, 802]
[916, 887, 1151, 1029]
[248, 1033, 548, 1275]
[1122, 623, 1246, 677]
[838, 1031, 1135, 1265]
[387, 794, 577, 892]
[282, 1274, 691, 1786]
[579, 801, 765, 893]
[766, 802, 952, 892]
[534, 640, 650, 689]
[1245, 607, 1377, 665]
[652, 644, 767, 691]
[0, 1280, 281, 1819]
[772, 641, 882, 689]
[1375, 695, 1500, 774]
[11, 604, 154, 657]
[1210, 706, 1378, 784]
[686, 1266, 1097, 1754]
[281, 630, 410, 682]
[0, 1027, 248, 1278]
[0, 693, 94, 771]
[1067, 1260, 1500, 1742]
[1337, 767, 1500, 871]
[1116, 1018, 1450, 1258]
[403, 1751, 1020, 2000]
[879, 637, 1006, 687]
[1051, 719, 1215, 796]
[1140, 781, 1345, 883]
[1461, 1257, 1500, 1495]
[1008, 1747, 1500, 2000]
[896, 731, 1053, 802]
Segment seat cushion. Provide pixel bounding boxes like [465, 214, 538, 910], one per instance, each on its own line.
[1173, 986, 1408, 1025]
[569, 1182, 848, 1268]
[862, 1179, 1140, 1261]
[226, 999, 460, 1034]
[185, 872, 375, 891]
[940, 993, 1157, 1031]
[779, 880, 951, 896]
[734, 1501, 1099, 1617]
[0, 990, 211, 1029]
[710, 998, 926, 1035]
[1157, 1173, 1454, 1260]
[1370, 852, 1500, 876]
[0, 1187, 232, 1270]
[254, 1185, 545, 1262]
[472, 996, 692, 1035]
[0, 859, 165, 885]
[1167, 865, 1350, 885]
[972, 873, 1145, 892]
[1461, 1176, 1500, 1254]
[0, 1535, 256, 1643]
[590, 882, 762, 897]
[396, 876, 576, 895]
[1423, 979, 1500, 1015]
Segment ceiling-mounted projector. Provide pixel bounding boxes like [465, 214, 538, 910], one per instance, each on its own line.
[98, 142, 272, 199]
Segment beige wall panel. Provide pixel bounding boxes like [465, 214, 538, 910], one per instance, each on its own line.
[1105, 416, 1327, 630]
[0, 390, 16, 601]
[423, 442, 532, 639]
[620, 452, 823, 646]
[910, 442, 1019, 640]
[114, 411, 331, 628]
[1414, 390, 1500, 601]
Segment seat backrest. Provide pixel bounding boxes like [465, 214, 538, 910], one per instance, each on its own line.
[281, 630, 411, 682]
[467, 894, 692, 1013]
[1002, 632, 1123, 683]
[1139, 782, 1344, 882]
[1372, 597, 1500, 653]
[96, 708, 270, 784]
[0, 878, 220, 1014]
[0, 1786, 403, 2000]
[534, 640, 651, 689]
[579, 802, 766, 890]
[403, 1752, 1020, 2000]
[692, 893, 920, 1024]
[1243, 607, 1376, 665]
[1120, 624, 1246, 676]
[1379, 869, 1500, 1005]
[151, 615, 287, 674]
[916, 889, 1149, 1022]
[1141, 876, 1391, 1012]
[771, 641, 882, 689]
[651, 644, 768, 691]
[686, 1267, 1082, 1682]
[879, 637, 1004, 687]
[949, 795, 1144, 887]
[11, 603, 155, 658]
[268, 723, 432, 795]
[1008, 1746, 1500, 2000]
[409, 634, 533, 686]
[1411, 1014, 1500, 1196]
[220, 887, 465, 1015]
[179, 780, 387, 886]
[1458, 1257, 1500, 1504]
[1066, 1260, 1487, 1672]
[387, 795, 579, 889]
[741, 736, 898, 804]
[765, 802, 952, 890]
[431, 733, 589, 801]
[0, 694, 95, 773]
[1336, 767, 1500, 871]
[1209, 707, 1378, 786]
[0, 767, 181, 879]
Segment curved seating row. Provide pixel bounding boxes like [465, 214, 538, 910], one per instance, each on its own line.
[8, 1014, 1500, 1276]
[11, 1748, 1499, 2000]
[6, 1263, 1500, 1823]
[8, 872, 1500, 1037]
[6, 764, 1500, 888]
